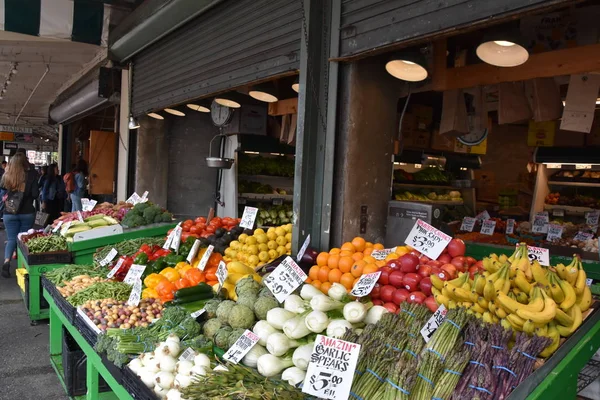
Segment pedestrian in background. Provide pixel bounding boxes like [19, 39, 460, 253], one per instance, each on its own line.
[70, 160, 88, 212]
[1, 153, 38, 277]
[41, 163, 64, 224]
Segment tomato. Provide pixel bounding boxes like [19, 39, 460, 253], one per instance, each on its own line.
[195, 217, 206, 224]
[190, 226, 200, 234]
[181, 232, 191, 242]
[197, 223, 206, 231]
[388, 271, 405, 288]
[408, 291, 427, 304]
[466, 256, 477, 266]
[392, 288, 409, 305]
[211, 217, 222, 226]
[380, 285, 396, 303]
[402, 273, 421, 292]
[205, 226, 216, 234]
[370, 284, 381, 300]
[383, 302, 398, 313]
[184, 219, 194, 226]
[182, 223, 192, 232]
[424, 296, 439, 312]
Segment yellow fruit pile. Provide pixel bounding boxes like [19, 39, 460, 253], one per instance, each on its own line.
[221, 261, 262, 301]
[223, 224, 293, 267]
[431, 243, 592, 358]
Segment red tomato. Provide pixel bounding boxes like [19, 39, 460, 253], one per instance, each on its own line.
[380, 285, 396, 303]
[388, 271, 405, 288]
[403, 273, 421, 292]
[408, 291, 427, 304]
[184, 219, 194, 226]
[182, 224, 191, 232]
[370, 284, 381, 300]
[181, 232, 191, 242]
[189, 226, 200, 234]
[419, 277, 433, 296]
[205, 226, 216, 234]
[424, 296, 439, 312]
[392, 288, 410, 305]
[383, 302, 398, 313]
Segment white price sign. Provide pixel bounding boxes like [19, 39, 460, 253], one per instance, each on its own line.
[297, 234, 311, 262]
[460, 217, 476, 232]
[127, 279, 142, 306]
[475, 210, 490, 221]
[371, 248, 396, 261]
[404, 219, 452, 260]
[77, 211, 84, 222]
[586, 278, 593, 287]
[546, 224, 563, 241]
[574, 231, 594, 241]
[420, 304, 448, 343]
[191, 308, 206, 319]
[106, 258, 125, 279]
[170, 225, 183, 252]
[123, 264, 146, 285]
[350, 271, 382, 297]
[100, 248, 118, 267]
[506, 219, 516, 235]
[586, 211, 600, 226]
[240, 207, 258, 229]
[480, 220, 496, 236]
[81, 198, 97, 212]
[52, 220, 63, 233]
[141, 191, 149, 203]
[216, 261, 228, 287]
[186, 239, 201, 264]
[264, 256, 308, 303]
[197, 245, 214, 271]
[532, 215, 549, 234]
[163, 223, 181, 249]
[126, 192, 142, 205]
[223, 330, 260, 364]
[524, 245, 550, 267]
[303, 335, 361, 400]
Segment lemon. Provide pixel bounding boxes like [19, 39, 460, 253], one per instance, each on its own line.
[242, 244, 249, 253]
[248, 244, 259, 256]
[284, 224, 293, 233]
[285, 242, 292, 251]
[258, 243, 269, 252]
[259, 251, 269, 262]
[254, 228, 266, 236]
[258, 261, 266, 267]
[267, 240, 278, 250]
[275, 227, 286, 237]
[276, 236, 287, 246]
[285, 233, 292, 242]
[256, 234, 268, 244]
[229, 250, 238, 259]
[236, 252, 244, 261]
[268, 249, 278, 260]
[248, 255, 259, 266]
[267, 231, 277, 241]
[267, 227, 276, 234]
[246, 236, 258, 245]
[229, 240, 240, 250]
[238, 234, 248, 244]
[277, 245, 287, 256]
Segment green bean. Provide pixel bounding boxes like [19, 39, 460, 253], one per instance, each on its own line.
[66, 281, 131, 306]
[45, 265, 105, 286]
[27, 235, 68, 254]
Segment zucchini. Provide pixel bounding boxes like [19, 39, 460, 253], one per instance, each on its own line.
[175, 283, 213, 299]
[181, 300, 210, 313]
[171, 292, 213, 304]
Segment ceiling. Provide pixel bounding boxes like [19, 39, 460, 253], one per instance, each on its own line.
[0, 32, 105, 142]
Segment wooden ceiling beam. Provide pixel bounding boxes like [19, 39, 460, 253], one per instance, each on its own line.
[268, 97, 298, 116]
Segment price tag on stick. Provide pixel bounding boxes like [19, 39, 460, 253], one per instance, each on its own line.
[264, 256, 308, 303]
[460, 217, 476, 232]
[186, 239, 201, 264]
[216, 261, 228, 288]
[303, 335, 361, 400]
[123, 264, 147, 285]
[475, 210, 490, 221]
[371, 248, 396, 260]
[52, 220, 63, 233]
[420, 304, 448, 343]
[77, 211, 84, 222]
[404, 219, 452, 260]
[100, 248, 118, 267]
[127, 279, 142, 306]
[480, 220, 496, 235]
[586, 211, 600, 227]
[197, 245, 214, 271]
[532, 215, 549, 234]
[170, 225, 183, 252]
[350, 271, 382, 297]
[546, 224, 563, 241]
[107, 258, 125, 279]
[297, 234, 311, 262]
[505, 219, 515, 235]
[163, 222, 181, 250]
[223, 330, 260, 364]
[523, 245, 550, 267]
[190, 308, 206, 319]
[239, 207, 258, 229]
[574, 231, 594, 241]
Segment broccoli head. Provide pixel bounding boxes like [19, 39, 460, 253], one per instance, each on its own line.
[161, 212, 173, 222]
[214, 326, 233, 349]
[132, 202, 151, 213]
[216, 300, 236, 324]
[153, 214, 163, 224]
[227, 328, 247, 348]
[254, 296, 279, 320]
[122, 214, 145, 228]
[228, 304, 255, 329]
[202, 318, 222, 339]
[142, 205, 162, 223]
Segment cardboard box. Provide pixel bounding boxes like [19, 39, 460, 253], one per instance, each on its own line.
[475, 170, 498, 203]
[400, 112, 431, 149]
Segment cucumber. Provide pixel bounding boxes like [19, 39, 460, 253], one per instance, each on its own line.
[175, 283, 213, 299]
[181, 300, 209, 313]
[172, 292, 213, 304]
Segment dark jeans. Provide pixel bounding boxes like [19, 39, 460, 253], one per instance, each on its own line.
[4, 213, 35, 260]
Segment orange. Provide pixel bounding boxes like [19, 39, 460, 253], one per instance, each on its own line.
[351, 237, 367, 252]
[338, 256, 354, 273]
[341, 242, 356, 252]
[312, 280, 322, 290]
[363, 247, 374, 256]
[328, 268, 343, 283]
[317, 252, 329, 267]
[352, 252, 364, 262]
[340, 273, 355, 290]
[363, 255, 376, 264]
[339, 250, 353, 257]
[329, 248, 341, 255]
[385, 253, 399, 261]
[309, 265, 320, 281]
[375, 260, 385, 267]
[305, 277, 312, 283]
[318, 266, 331, 283]
[351, 260, 366, 278]
[363, 263, 379, 275]
[328, 254, 340, 269]
[395, 246, 409, 256]
[373, 243, 385, 250]
[320, 281, 332, 295]
[365, 242, 374, 248]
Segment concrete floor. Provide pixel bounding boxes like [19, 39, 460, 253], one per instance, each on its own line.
[0, 247, 67, 400]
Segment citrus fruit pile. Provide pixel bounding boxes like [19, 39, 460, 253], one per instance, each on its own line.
[223, 224, 293, 267]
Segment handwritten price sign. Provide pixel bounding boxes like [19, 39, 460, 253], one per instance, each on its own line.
[420, 304, 447, 343]
[404, 219, 451, 260]
[546, 224, 563, 241]
[240, 207, 258, 229]
[460, 217, 476, 232]
[586, 211, 600, 227]
[264, 256, 307, 303]
[523, 245, 550, 267]
[480, 220, 496, 236]
[223, 330, 260, 364]
[505, 219, 516, 235]
[350, 271, 382, 297]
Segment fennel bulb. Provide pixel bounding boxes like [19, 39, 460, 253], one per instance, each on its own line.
[283, 315, 311, 339]
[282, 367, 306, 386]
[304, 310, 330, 333]
[326, 319, 353, 338]
[257, 354, 294, 377]
[266, 308, 296, 330]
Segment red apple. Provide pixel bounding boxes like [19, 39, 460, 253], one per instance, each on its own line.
[419, 277, 433, 296]
[466, 256, 477, 266]
[433, 269, 450, 281]
[388, 271, 405, 288]
[447, 238, 466, 258]
[383, 302, 399, 313]
[437, 254, 452, 264]
[373, 299, 384, 306]
[451, 256, 467, 272]
[441, 263, 457, 279]
[409, 250, 422, 257]
[392, 288, 410, 305]
[417, 264, 432, 278]
[386, 259, 401, 270]
[408, 291, 427, 304]
[380, 285, 396, 303]
[403, 273, 421, 292]
[424, 296, 439, 312]
[474, 260, 484, 269]
[419, 255, 431, 264]
[378, 269, 390, 285]
[427, 260, 442, 268]
[370, 284, 381, 299]
[399, 254, 419, 273]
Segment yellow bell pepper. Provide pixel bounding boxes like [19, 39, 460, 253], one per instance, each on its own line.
[144, 273, 167, 289]
[159, 267, 180, 282]
[175, 262, 193, 275]
[142, 288, 158, 299]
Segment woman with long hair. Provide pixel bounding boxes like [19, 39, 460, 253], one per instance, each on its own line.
[1, 153, 39, 277]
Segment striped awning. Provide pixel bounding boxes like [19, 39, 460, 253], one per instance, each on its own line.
[0, 0, 109, 46]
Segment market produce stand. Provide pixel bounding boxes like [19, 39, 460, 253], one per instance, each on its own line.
[44, 291, 133, 400]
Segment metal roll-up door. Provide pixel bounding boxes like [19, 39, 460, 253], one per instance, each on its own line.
[339, 0, 571, 59]
[131, 0, 301, 116]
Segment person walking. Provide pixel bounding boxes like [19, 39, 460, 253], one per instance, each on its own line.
[41, 163, 64, 224]
[63, 164, 76, 211]
[70, 160, 88, 212]
[1, 153, 38, 277]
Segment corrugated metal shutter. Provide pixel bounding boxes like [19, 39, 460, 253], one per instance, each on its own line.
[131, 0, 301, 116]
[339, 0, 567, 58]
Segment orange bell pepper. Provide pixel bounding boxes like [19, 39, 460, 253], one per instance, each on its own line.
[184, 268, 205, 286]
[174, 278, 191, 290]
[159, 267, 180, 282]
[155, 280, 176, 297]
[143, 273, 167, 289]
[206, 253, 223, 270]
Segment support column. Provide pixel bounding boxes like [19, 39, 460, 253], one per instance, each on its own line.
[135, 116, 169, 208]
[57, 124, 63, 172]
[117, 68, 130, 201]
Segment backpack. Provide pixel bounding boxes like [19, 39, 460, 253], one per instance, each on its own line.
[64, 172, 75, 193]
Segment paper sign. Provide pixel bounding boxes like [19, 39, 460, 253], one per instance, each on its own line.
[163, 223, 181, 250]
[240, 207, 258, 229]
[532, 215, 549, 234]
[460, 217, 476, 232]
[264, 256, 308, 303]
[506, 219, 516, 235]
[197, 245, 214, 271]
[170, 225, 183, 252]
[546, 224, 563, 241]
[127, 279, 142, 306]
[552, 209, 564, 217]
[350, 271, 382, 297]
[186, 239, 201, 264]
[420, 304, 448, 343]
[77, 308, 101, 334]
[100, 248, 118, 267]
[77, 211, 84, 222]
[297, 234, 311, 262]
[404, 219, 452, 260]
[216, 261, 228, 287]
[480, 220, 496, 235]
[123, 264, 146, 285]
[586, 211, 600, 227]
[574, 231, 594, 241]
[141, 191, 149, 202]
[303, 335, 361, 400]
[586, 278, 593, 287]
[560, 74, 600, 133]
[371, 248, 397, 261]
[223, 330, 260, 364]
[179, 347, 196, 362]
[106, 258, 125, 279]
[524, 245, 550, 267]
[52, 220, 63, 233]
[81, 198, 97, 212]
[191, 308, 206, 319]
[126, 192, 141, 205]
[43, 224, 52, 234]
[475, 210, 490, 221]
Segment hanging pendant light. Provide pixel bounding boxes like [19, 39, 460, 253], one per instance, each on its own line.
[164, 108, 186, 116]
[249, 82, 279, 103]
[128, 115, 140, 129]
[215, 92, 248, 108]
[147, 112, 164, 120]
[291, 76, 300, 93]
[186, 99, 211, 113]
[476, 25, 529, 67]
[385, 51, 428, 82]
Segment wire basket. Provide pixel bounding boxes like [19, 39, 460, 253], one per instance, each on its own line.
[578, 359, 600, 393]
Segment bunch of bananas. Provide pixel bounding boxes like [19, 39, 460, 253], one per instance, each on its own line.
[431, 244, 592, 358]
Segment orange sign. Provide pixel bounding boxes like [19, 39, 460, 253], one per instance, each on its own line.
[527, 121, 555, 147]
[0, 132, 15, 141]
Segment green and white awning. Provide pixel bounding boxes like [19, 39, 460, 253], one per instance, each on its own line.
[0, 0, 109, 46]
